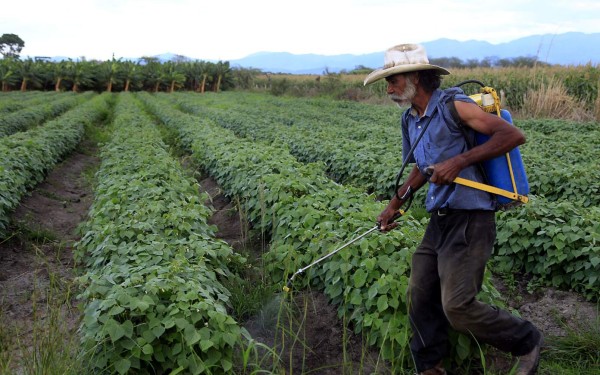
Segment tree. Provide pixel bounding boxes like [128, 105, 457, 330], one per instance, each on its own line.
[15, 58, 44, 91]
[97, 56, 122, 92]
[52, 60, 72, 91]
[231, 67, 262, 90]
[0, 58, 18, 91]
[120, 60, 141, 91]
[0, 33, 25, 58]
[162, 62, 186, 93]
[67, 60, 95, 92]
[182, 60, 206, 92]
[213, 61, 231, 92]
[199, 62, 212, 93]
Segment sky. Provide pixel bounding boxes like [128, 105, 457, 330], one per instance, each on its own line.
[3, 0, 600, 61]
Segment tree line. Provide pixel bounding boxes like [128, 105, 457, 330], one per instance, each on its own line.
[347, 55, 549, 75]
[0, 31, 551, 94]
[0, 33, 243, 93]
[0, 56, 238, 93]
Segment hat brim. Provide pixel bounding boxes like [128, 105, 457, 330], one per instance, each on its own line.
[363, 64, 450, 86]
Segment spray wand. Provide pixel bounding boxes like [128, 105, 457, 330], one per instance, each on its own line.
[282, 187, 414, 293]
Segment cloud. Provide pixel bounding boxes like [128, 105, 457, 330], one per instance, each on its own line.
[3, 0, 599, 61]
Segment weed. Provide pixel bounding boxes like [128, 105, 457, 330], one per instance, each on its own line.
[12, 220, 58, 243]
[541, 307, 600, 373]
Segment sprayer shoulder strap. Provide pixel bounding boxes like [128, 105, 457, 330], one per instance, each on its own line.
[445, 95, 491, 186]
[446, 97, 472, 145]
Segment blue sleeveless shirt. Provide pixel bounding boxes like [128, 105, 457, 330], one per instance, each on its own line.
[401, 88, 496, 212]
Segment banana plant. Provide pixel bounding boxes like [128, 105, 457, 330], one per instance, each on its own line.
[66, 59, 95, 92]
[15, 58, 45, 91]
[0, 58, 18, 91]
[161, 61, 186, 93]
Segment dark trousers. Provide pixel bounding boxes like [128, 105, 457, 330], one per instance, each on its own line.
[408, 210, 541, 372]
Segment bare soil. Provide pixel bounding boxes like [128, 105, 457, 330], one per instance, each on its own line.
[0, 146, 98, 371]
[1, 152, 597, 374]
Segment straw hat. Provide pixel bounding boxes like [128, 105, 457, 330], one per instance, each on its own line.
[363, 43, 450, 86]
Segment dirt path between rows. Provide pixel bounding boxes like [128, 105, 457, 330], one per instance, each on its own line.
[198, 176, 384, 374]
[0, 143, 98, 372]
[1, 145, 597, 374]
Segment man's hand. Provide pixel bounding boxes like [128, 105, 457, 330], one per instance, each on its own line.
[377, 206, 400, 232]
[427, 156, 466, 185]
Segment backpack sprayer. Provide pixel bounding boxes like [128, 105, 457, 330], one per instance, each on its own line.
[446, 80, 530, 207]
[282, 81, 529, 292]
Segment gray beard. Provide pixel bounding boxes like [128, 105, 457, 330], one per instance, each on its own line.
[389, 79, 417, 108]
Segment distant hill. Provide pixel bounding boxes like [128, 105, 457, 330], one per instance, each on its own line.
[33, 32, 599, 74]
[229, 32, 600, 74]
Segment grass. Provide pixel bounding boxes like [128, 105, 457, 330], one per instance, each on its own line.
[519, 77, 595, 121]
[539, 312, 600, 374]
[254, 66, 600, 122]
[0, 236, 87, 375]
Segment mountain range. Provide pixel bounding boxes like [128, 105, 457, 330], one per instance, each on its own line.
[36, 32, 599, 74]
[222, 32, 599, 74]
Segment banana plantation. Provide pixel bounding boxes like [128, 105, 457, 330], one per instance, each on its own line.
[0, 57, 236, 93]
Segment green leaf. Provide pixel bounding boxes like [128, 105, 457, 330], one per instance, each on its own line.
[114, 358, 131, 374]
[151, 324, 166, 338]
[457, 334, 470, 347]
[221, 358, 233, 371]
[377, 295, 388, 312]
[104, 318, 126, 342]
[200, 339, 213, 351]
[353, 269, 367, 288]
[367, 283, 379, 299]
[132, 298, 150, 311]
[184, 325, 201, 345]
[142, 343, 154, 355]
[456, 340, 470, 360]
[108, 305, 125, 316]
[350, 290, 362, 305]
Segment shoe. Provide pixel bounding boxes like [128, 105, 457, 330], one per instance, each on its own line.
[516, 333, 543, 375]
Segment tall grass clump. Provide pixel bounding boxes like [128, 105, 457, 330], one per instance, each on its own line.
[539, 312, 600, 374]
[520, 77, 592, 121]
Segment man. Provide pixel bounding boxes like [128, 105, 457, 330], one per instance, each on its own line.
[364, 44, 542, 375]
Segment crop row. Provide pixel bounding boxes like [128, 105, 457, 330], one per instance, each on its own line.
[517, 119, 600, 207]
[136, 91, 504, 367]
[182, 92, 402, 143]
[74, 93, 244, 374]
[167, 92, 402, 198]
[170, 92, 600, 209]
[0, 91, 95, 137]
[0, 93, 108, 238]
[160, 92, 600, 300]
[495, 198, 600, 300]
[0, 91, 62, 114]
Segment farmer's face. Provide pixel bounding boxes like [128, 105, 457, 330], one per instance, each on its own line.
[386, 73, 417, 108]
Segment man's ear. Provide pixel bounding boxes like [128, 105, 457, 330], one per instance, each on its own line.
[409, 72, 419, 85]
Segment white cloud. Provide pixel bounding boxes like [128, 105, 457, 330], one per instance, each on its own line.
[3, 0, 599, 61]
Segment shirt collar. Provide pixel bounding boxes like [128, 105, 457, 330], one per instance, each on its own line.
[408, 89, 442, 119]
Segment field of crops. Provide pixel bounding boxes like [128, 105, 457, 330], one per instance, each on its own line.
[0, 90, 598, 374]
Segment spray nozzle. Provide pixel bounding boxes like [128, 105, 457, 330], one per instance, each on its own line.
[282, 283, 291, 293]
[283, 272, 298, 293]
